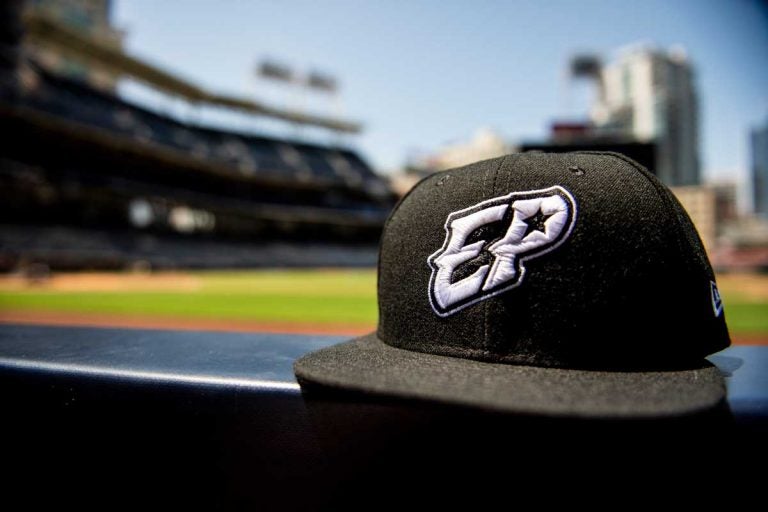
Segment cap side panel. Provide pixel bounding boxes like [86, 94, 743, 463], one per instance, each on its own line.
[574, 151, 730, 355]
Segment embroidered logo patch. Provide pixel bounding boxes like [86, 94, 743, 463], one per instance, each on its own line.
[428, 186, 577, 317]
[710, 281, 723, 317]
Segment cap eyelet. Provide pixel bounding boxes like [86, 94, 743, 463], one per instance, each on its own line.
[568, 165, 585, 176]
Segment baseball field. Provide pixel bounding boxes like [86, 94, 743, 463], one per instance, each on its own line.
[0, 269, 767, 343]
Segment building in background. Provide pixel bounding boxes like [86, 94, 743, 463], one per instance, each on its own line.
[521, 45, 699, 189]
[670, 184, 737, 253]
[519, 119, 657, 173]
[390, 128, 512, 196]
[524, 45, 742, 259]
[418, 128, 511, 172]
[752, 117, 768, 218]
[571, 45, 700, 187]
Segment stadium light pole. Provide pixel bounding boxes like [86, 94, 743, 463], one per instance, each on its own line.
[257, 58, 301, 137]
[256, 58, 344, 142]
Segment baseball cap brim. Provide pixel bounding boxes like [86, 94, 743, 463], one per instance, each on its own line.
[294, 332, 727, 418]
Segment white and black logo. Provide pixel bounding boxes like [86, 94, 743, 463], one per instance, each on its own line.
[710, 281, 723, 317]
[428, 186, 577, 317]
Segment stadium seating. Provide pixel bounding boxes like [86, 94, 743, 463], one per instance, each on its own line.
[0, 64, 395, 267]
[16, 67, 389, 196]
[0, 224, 379, 271]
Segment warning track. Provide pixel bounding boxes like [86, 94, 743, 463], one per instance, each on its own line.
[0, 310, 373, 337]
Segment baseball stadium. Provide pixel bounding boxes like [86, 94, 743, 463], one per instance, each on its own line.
[1, 0, 767, 506]
[0, 2, 766, 342]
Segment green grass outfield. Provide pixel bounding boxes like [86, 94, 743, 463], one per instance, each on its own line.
[1, 269, 767, 335]
[0, 270, 378, 325]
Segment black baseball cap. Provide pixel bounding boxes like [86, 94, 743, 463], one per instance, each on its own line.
[294, 152, 730, 417]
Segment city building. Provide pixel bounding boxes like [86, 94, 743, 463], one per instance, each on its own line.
[419, 128, 512, 172]
[669, 184, 737, 254]
[752, 117, 768, 218]
[390, 128, 512, 196]
[520, 120, 657, 173]
[573, 45, 701, 187]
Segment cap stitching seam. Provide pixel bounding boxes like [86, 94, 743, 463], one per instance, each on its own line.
[485, 155, 507, 352]
[376, 171, 446, 337]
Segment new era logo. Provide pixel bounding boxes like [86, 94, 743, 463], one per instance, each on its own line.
[711, 281, 723, 317]
[428, 186, 577, 317]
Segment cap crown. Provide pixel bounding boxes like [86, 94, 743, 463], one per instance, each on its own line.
[377, 152, 730, 369]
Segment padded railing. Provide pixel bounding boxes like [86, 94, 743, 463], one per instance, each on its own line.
[1, 324, 765, 507]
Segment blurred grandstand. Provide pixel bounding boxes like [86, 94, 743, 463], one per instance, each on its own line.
[0, 0, 395, 271]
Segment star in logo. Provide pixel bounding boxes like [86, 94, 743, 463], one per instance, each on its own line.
[521, 208, 553, 240]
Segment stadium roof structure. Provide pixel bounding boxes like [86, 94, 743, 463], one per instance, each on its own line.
[23, 11, 363, 134]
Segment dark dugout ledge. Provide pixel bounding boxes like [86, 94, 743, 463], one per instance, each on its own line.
[1, 324, 766, 508]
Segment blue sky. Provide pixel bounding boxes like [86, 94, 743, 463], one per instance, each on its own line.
[115, 0, 768, 189]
